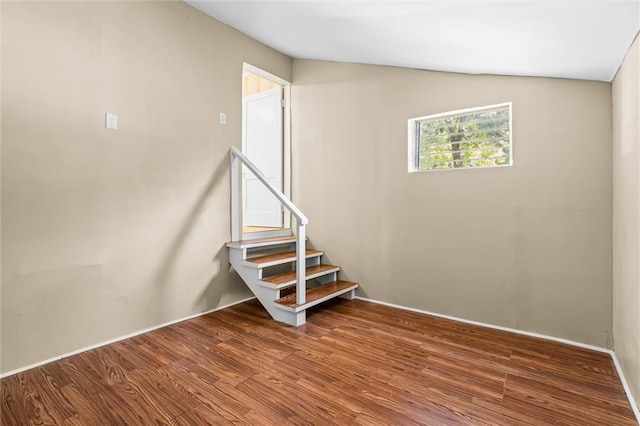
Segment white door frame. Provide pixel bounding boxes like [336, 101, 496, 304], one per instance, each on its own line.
[241, 63, 292, 239]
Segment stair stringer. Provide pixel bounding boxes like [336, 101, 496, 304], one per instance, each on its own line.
[228, 248, 306, 326]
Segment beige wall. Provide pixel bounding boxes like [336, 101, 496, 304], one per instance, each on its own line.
[613, 34, 640, 407]
[1, 1, 292, 373]
[292, 60, 612, 347]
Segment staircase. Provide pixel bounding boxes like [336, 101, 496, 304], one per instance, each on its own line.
[227, 147, 359, 326]
[227, 235, 359, 326]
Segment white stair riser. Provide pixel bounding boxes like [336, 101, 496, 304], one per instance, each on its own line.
[242, 252, 323, 269]
[340, 289, 356, 300]
[315, 272, 338, 285]
[227, 237, 298, 250]
[306, 256, 321, 268]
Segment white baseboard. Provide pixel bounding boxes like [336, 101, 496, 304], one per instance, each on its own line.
[354, 296, 640, 423]
[611, 351, 640, 422]
[354, 296, 608, 352]
[0, 297, 257, 379]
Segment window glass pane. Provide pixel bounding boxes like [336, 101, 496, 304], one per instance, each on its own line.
[412, 104, 511, 171]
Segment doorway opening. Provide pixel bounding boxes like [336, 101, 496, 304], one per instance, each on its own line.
[241, 64, 291, 239]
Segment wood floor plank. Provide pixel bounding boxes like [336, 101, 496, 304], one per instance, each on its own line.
[1, 298, 636, 426]
[470, 396, 554, 425]
[159, 361, 249, 421]
[1, 370, 69, 425]
[2, 366, 78, 424]
[59, 385, 113, 426]
[171, 403, 244, 426]
[213, 380, 292, 425]
[503, 373, 637, 425]
[236, 372, 359, 424]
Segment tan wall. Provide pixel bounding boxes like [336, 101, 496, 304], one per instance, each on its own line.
[292, 60, 613, 347]
[1, 1, 292, 373]
[613, 34, 640, 407]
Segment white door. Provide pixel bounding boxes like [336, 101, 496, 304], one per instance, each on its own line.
[242, 86, 283, 228]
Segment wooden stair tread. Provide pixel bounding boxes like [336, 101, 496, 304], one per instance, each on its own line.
[274, 280, 359, 309]
[226, 235, 298, 249]
[245, 249, 323, 267]
[261, 264, 340, 286]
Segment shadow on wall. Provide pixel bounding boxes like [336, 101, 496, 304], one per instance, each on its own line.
[151, 157, 232, 321]
[197, 244, 244, 309]
[308, 238, 369, 299]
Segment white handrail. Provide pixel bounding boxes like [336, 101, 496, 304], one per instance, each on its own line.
[230, 147, 307, 225]
[230, 147, 307, 306]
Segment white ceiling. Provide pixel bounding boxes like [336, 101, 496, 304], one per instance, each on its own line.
[186, 0, 640, 82]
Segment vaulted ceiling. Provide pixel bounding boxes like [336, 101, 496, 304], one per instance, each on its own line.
[186, 0, 639, 82]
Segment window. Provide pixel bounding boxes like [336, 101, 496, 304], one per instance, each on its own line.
[408, 103, 512, 172]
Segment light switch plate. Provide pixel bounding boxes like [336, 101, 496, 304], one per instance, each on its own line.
[219, 112, 227, 125]
[105, 113, 118, 130]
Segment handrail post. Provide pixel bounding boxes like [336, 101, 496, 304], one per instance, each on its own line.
[230, 151, 241, 241]
[296, 223, 306, 306]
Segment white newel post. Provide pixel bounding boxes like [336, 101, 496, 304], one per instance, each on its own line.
[296, 223, 306, 306]
[230, 151, 241, 242]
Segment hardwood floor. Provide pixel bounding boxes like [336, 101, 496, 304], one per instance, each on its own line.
[1, 299, 637, 425]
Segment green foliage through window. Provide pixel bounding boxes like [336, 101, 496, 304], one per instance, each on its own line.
[410, 103, 512, 171]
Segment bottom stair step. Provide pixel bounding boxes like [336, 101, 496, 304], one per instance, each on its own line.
[273, 280, 359, 313]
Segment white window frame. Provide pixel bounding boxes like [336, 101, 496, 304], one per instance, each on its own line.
[408, 102, 513, 172]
